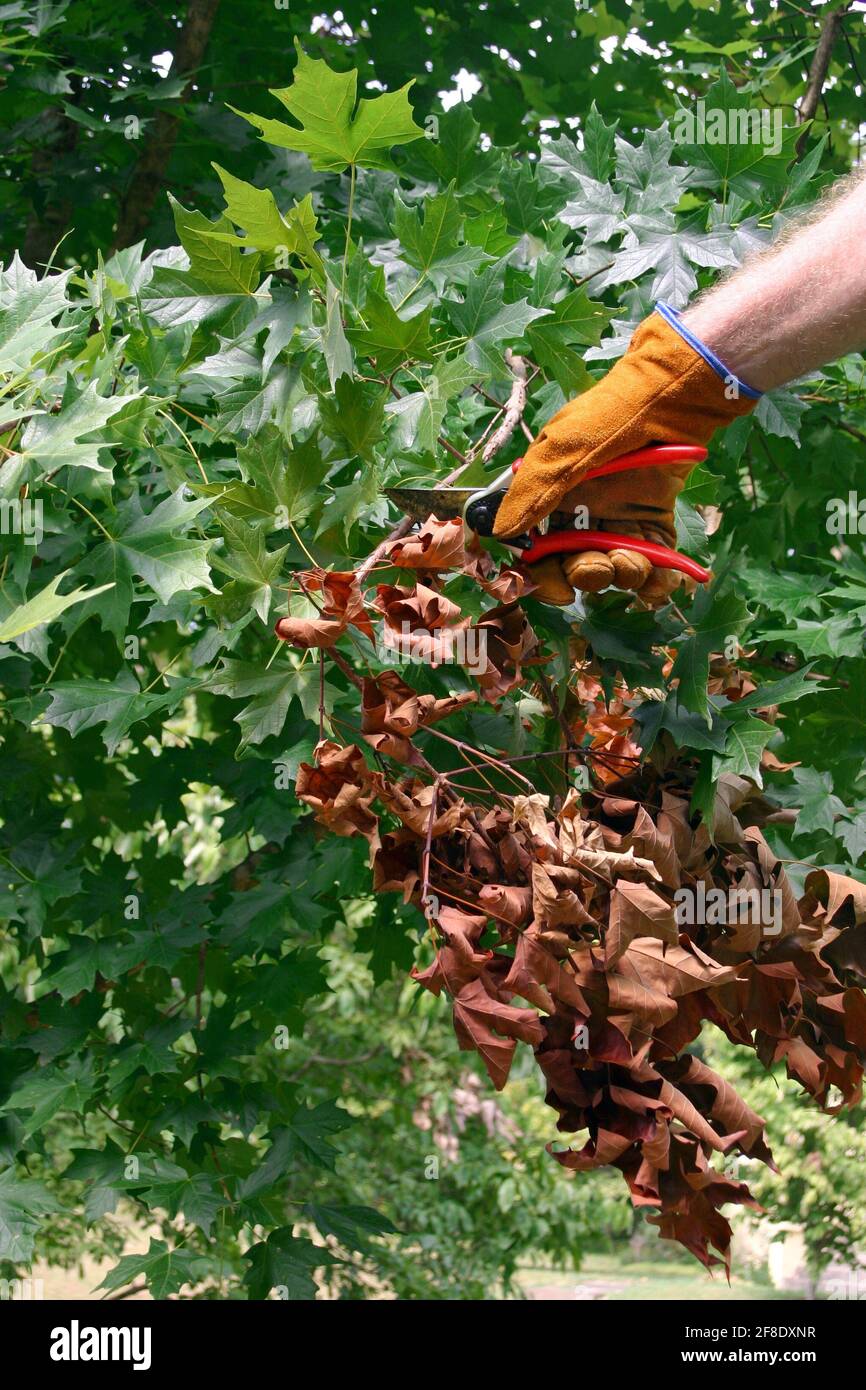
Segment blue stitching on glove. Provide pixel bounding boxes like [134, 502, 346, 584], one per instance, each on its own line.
[655, 301, 762, 400]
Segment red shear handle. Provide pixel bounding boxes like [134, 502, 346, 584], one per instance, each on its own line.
[511, 443, 708, 479]
[521, 528, 711, 584]
[583, 443, 707, 481]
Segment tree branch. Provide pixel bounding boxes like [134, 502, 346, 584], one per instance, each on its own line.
[480, 350, 528, 463]
[797, 3, 850, 153]
[104, 1282, 148, 1302]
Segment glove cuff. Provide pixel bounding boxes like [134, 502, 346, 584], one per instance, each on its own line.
[655, 301, 762, 401]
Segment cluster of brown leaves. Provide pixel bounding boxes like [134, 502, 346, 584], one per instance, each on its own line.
[278, 514, 866, 1274]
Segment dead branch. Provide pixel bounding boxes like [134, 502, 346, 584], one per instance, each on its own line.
[481, 351, 528, 463]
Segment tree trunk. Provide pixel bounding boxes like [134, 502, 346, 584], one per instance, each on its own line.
[112, 0, 222, 251]
[22, 71, 81, 270]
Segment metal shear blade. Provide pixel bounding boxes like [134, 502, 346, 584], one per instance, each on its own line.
[382, 485, 476, 524]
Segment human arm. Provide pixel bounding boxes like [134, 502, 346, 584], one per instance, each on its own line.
[683, 168, 866, 391]
[493, 168, 866, 604]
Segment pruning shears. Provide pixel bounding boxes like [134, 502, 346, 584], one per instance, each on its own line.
[385, 444, 712, 584]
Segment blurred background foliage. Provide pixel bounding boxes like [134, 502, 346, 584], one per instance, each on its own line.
[5, 0, 866, 266]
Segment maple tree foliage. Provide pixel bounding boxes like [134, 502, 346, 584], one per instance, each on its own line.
[5, 33, 866, 1298]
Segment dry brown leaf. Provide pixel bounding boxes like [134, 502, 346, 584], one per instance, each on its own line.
[606, 881, 678, 966]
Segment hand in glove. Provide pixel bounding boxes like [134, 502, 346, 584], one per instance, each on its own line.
[494, 304, 760, 605]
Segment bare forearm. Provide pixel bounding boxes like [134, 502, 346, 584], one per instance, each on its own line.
[681, 169, 866, 391]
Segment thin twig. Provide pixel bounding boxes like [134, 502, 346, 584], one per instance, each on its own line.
[565, 262, 614, 290]
[329, 647, 365, 691]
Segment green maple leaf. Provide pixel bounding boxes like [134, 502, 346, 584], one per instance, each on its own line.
[759, 617, 863, 660]
[238, 948, 328, 1018]
[2, 1056, 96, 1138]
[560, 174, 626, 246]
[124, 921, 206, 976]
[230, 41, 424, 173]
[541, 102, 618, 185]
[498, 159, 568, 234]
[355, 899, 418, 984]
[726, 665, 818, 713]
[168, 193, 261, 293]
[392, 189, 487, 286]
[385, 353, 476, 452]
[578, 593, 666, 681]
[124, 320, 194, 391]
[347, 269, 432, 371]
[63, 1141, 129, 1189]
[679, 460, 721, 507]
[137, 1163, 226, 1238]
[670, 587, 751, 725]
[0, 828, 83, 941]
[235, 292, 310, 382]
[210, 514, 288, 623]
[790, 768, 848, 838]
[446, 266, 549, 376]
[526, 288, 612, 393]
[839, 812, 866, 863]
[96, 1237, 209, 1299]
[736, 565, 825, 621]
[712, 719, 776, 786]
[674, 498, 711, 561]
[42, 934, 144, 1000]
[203, 165, 323, 274]
[635, 698, 728, 755]
[80, 488, 215, 638]
[236, 1102, 351, 1218]
[303, 1202, 397, 1254]
[210, 426, 328, 528]
[318, 279, 353, 389]
[416, 102, 500, 191]
[0, 1170, 63, 1262]
[41, 670, 195, 755]
[0, 571, 113, 643]
[62, 1140, 129, 1224]
[0, 254, 73, 372]
[754, 388, 808, 443]
[212, 362, 295, 438]
[14, 379, 141, 481]
[675, 68, 800, 196]
[464, 207, 519, 258]
[141, 266, 267, 333]
[614, 123, 690, 210]
[153, 1097, 220, 1150]
[595, 214, 738, 306]
[109, 1035, 184, 1088]
[243, 1228, 333, 1300]
[208, 658, 325, 747]
[315, 467, 382, 543]
[580, 102, 619, 181]
[285, 1099, 353, 1170]
[533, 288, 612, 348]
[318, 374, 386, 461]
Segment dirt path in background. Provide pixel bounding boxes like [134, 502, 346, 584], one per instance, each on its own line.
[28, 1250, 151, 1300]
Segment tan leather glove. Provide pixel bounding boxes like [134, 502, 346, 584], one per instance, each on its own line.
[525, 460, 694, 606]
[494, 307, 760, 605]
